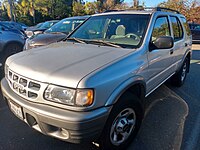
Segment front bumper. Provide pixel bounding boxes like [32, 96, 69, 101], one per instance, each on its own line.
[1, 78, 111, 143]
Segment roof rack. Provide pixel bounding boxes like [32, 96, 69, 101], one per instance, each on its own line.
[145, 7, 180, 14]
[104, 7, 180, 14]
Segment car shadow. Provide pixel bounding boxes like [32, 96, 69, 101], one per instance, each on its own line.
[129, 85, 188, 150]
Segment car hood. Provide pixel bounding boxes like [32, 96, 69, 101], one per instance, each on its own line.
[27, 28, 47, 32]
[30, 32, 67, 46]
[7, 42, 131, 88]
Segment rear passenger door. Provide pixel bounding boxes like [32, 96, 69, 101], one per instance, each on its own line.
[169, 16, 186, 68]
[147, 16, 175, 93]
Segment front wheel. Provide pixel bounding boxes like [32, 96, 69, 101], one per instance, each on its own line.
[98, 92, 143, 150]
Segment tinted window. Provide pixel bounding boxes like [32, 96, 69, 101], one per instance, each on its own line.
[45, 19, 85, 34]
[151, 17, 170, 42]
[181, 17, 191, 36]
[170, 16, 183, 41]
[39, 21, 57, 29]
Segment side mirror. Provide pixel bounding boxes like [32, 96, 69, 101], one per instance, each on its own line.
[1, 27, 5, 31]
[150, 36, 174, 50]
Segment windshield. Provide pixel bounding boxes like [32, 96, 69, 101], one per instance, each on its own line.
[70, 14, 150, 48]
[45, 18, 85, 34]
[39, 21, 57, 29]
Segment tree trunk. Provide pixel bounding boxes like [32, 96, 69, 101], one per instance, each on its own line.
[8, 0, 14, 21]
[133, 0, 139, 8]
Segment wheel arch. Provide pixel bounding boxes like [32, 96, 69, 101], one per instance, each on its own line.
[105, 76, 146, 108]
[2, 41, 24, 53]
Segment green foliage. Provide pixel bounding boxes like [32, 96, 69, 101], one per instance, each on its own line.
[72, 2, 86, 16]
[85, 2, 97, 15]
[159, 0, 200, 23]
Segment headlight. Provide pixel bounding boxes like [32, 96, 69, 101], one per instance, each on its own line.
[44, 85, 94, 107]
[76, 89, 94, 106]
[25, 31, 33, 38]
[44, 85, 76, 106]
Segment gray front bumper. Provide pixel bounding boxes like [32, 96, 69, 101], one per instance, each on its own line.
[1, 78, 111, 143]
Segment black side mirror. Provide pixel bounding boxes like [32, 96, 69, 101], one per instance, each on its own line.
[1, 27, 5, 31]
[150, 36, 174, 50]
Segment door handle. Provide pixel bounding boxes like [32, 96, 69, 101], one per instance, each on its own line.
[170, 49, 174, 55]
[185, 43, 188, 47]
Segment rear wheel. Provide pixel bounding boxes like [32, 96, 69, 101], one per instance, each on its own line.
[171, 57, 189, 87]
[98, 92, 143, 150]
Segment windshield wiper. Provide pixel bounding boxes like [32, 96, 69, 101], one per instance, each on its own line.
[86, 40, 122, 48]
[65, 37, 86, 44]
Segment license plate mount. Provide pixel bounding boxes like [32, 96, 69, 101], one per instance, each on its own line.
[9, 101, 24, 120]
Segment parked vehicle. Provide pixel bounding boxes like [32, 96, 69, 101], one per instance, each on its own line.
[1, 7, 192, 149]
[0, 22, 25, 36]
[0, 24, 25, 68]
[189, 23, 200, 43]
[25, 20, 59, 38]
[25, 16, 88, 50]
[1, 21, 26, 33]
[26, 22, 44, 31]
[17, 22, 28, 31]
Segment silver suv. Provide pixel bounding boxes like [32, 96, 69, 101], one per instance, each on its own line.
[1, 7, 192, 149]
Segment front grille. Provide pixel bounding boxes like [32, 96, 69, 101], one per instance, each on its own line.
[7, 69, 41, 100]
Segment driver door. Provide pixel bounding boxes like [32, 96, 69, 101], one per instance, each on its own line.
[146, 16, 175, 94]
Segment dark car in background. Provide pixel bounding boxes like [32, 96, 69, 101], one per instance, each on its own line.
[24, 16, 88, 49]
[189, 23, 200, 43]
[0, 24, 25, 71]
[0, 22, 25, 36]
[1, 21, 27, 33]
[25, 20, 59, 38]
[26, 22, 44, 31]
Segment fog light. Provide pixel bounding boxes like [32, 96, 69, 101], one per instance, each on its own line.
[61, 128, 69, 139]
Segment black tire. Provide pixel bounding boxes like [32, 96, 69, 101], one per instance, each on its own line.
[171, 57, 189, 87]
[1, 43, 23, 67]
[98, 92, 143, 150]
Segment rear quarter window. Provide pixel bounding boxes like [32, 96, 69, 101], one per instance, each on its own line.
[170, 16, 184, 42]
[181, 17, 191, 36]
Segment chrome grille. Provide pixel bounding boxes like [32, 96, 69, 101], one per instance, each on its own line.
[7, 69, 41, 100]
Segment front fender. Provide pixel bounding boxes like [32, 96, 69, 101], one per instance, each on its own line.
[105, 76, 146, 106]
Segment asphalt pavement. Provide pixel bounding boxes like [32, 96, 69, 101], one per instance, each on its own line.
[0, 45, 200, 150]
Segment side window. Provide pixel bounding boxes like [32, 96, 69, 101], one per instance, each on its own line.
[170, 16, 183, 41]
[151, 16, 170, 42]
[181, 17, 191, 36]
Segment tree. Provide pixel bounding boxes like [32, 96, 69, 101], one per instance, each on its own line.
[85, 2, 97, 15]
[72, 2, 86, 16]
[159, 0, 200, 23]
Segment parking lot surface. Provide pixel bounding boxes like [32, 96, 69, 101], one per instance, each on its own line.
[0, 45, 200, 150]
